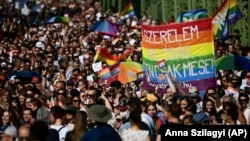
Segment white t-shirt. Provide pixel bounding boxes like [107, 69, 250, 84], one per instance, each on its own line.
[121, 128, 149, 141]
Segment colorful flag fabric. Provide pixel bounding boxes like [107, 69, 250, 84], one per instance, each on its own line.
[176, 8, 208, 23]
[126, 54, 132, 61]
[111, 66, 121, 76]
[158, 73, 166, 81]
[128, 68, 138, 78]
[98, 68, 111, 79]
[120, 2, 135, 17]
[142, 18, 216, 94]
[119, 2, 136, 25]
[99, 61, 144, 85]
[212, 0, 243, 40]
[137, 71, 146, 80]
[157, 59, 167, 70]
[94, 47, 133, 66]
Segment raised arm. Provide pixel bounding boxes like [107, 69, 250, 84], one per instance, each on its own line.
[165, 72, 176, 94]
[171, 76, 186, 96]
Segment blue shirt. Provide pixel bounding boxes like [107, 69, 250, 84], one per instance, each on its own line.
[80, 124, 121, 141]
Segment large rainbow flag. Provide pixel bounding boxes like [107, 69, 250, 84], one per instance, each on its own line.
[142, 18, 216, 94]
[212, 0, 243, 40]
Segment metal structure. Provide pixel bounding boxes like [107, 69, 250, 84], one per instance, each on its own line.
[100, 0, 250, 46]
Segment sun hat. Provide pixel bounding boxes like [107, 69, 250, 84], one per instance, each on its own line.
[88, 104, 112, 122]
[0, 125, 17, 138]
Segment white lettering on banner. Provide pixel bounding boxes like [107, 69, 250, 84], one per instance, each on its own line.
[144, 58, 214, 79]
[147, 82, 193, 89]
[181, 82, 192, 88]
[144, 63, 160, 78]
[148, 82, 168, 89]
[143, 25, 199, 44]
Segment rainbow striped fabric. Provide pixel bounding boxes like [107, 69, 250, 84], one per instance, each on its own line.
[176, 8, 208, 23]
[94, 47, 133, 66]
[212, 0, 243, 40]
[98, 68, 111, 79]
[142, 18, 216, 93]
[120, 2, 135, 17]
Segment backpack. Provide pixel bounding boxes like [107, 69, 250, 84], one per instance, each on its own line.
[57, 126, 65, 133]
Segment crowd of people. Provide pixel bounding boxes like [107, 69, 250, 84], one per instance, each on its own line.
[0, 0, 250, 141]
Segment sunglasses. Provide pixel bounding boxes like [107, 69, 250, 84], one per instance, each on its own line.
[239, 99, 248, 102]
[57, 92, 65, 95]
[73, 100, 81, 103]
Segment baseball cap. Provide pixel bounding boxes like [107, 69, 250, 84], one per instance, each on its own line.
[0, 125, 17, 138]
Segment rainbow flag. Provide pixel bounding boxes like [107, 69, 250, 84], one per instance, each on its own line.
[177, 8, 208, 23]
[120, 2, 135, 17]
[158, 74, 166, 81]
[142, 18, 216, 94]
[94, 47, 134, 66]
[212, 0, 243, 40]
[137, 71, 145, 80]
[98, 68, 111, 79]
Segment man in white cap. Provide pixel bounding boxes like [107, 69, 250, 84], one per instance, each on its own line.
[0, 125, 17, 141]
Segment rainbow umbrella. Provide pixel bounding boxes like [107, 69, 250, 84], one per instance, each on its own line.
[46, 16, 69, 24]
[110, 61, 144, 84]
[91, 20, 120, 37]
[215, 55, 250, 70]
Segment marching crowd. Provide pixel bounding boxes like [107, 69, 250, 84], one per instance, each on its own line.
[0, 0, 250, 141]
